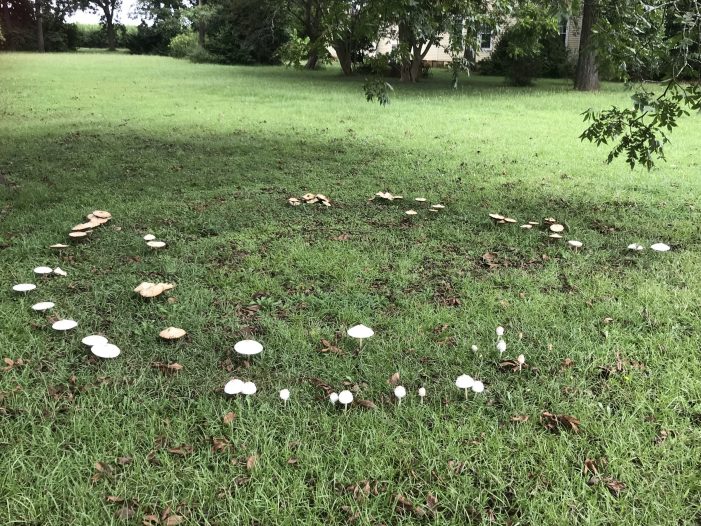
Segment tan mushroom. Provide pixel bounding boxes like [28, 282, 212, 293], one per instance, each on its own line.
[92, 210, 112, 219]
[520, 224, 533, 230]
[568, 240, 583, 251]
[489, 213, 505, 223]
[134, 282, 156, 293]
[69, 231, 90, 239]
[288, 197, 302, 206]
[72, 221, 101, 231]
[50, 243, 69, 249]
[414, 197, 427, 203]
[405, 210, 418, 216]
[549, 224, 565, 233]
[504, 217, 517, 224]
[159, 327, 186, 340]
[431, 204, 445, 209]
[548, 233, 563, 240]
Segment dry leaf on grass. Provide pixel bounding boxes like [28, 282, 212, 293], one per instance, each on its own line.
[395, 494, 427, 518]
[246, 454, 257, 470]
[541, 411, 581, 433]
[152, 362, 184, 374]
[318, 339, 343, 355]
[223, 411, 236, 425]
[388, 372, 400, 386]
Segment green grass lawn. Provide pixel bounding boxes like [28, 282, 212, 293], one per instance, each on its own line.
[1, 52, 701, 525]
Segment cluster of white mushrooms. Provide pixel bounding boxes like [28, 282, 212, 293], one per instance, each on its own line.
[143, 233, 166, 249]
[371, 191, 445, 217]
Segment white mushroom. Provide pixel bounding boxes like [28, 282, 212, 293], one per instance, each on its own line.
[471, 381, 485, 394]
[414, 197, 427, 203]
[329, 392, 339, 405]
[431, 204, 445, 209]
[31, 301, 55, 311]
[497, 339, 507, 355]
[394, 385, 406, 405]
[92, 210, 112, 219]
[568, 240, 583, 250]
[455, 374, 474, 400]
[146, 241, 166, 249]
[347, 324, 374, 351]
[91, 343, 121, 359]
[33, 266, 53, 276]
[53, 267, 67, 276]
[471, 345, 478, 352]
[224, 378, 244, 395]
[159, 327, 186, 340]
[279, 388, 290, 405]
[549, 224, 565, 233]
[338, 390, 353, 409]
[13, 283, 36, 293]
[234, 340, 263, 356]
[52, 319, 78, 331]
[517, 354, 525, 372]
[520, 224, 533, 230]
[82, 335, 108, 347]
[50, 244, 69, 249]
[496, 326, 505, 337]
[627, 243, 645, 251]
[405, 210, 418, 216]
[418, 387, 426, 403]
[650, 243, 671, 252]
[242, 381, 257, 396]
[143, 234, 156, 241]
[68, 231, 90, 239]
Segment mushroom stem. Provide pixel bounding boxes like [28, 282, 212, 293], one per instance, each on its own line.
[359, 339, 364, 351]
[464, 388, 468, 401]
[343, 402, 348, 411]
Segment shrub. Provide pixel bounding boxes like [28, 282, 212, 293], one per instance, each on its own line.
[169, 32, 197, 58]
[187, 45, 219, 63]
[127, 19, 185, 55]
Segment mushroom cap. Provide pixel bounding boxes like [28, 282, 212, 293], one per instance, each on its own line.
[338, 390, 353, 405]
[92, 210, 112, 219]
[431, 204, 445, 209]
[548, 233, 563, 239]
[13, 283, 36, 292]
[543, 217, 557, 224]
[455, 374, 474, 389]
[418, 387, 426, 397]
[504, 217, 517, 224]
[279, 388, 290, 401]
[241, 381, 257, 395]
[347, 324, 374, 339]
[91, 343, 121, 359]
[139, 283, 173, 298]
[471, 381, 485, 393]
[82, 335, 108, 347]
[496, 340, 507, 353]
[414, 197, 427, 202]
[496, 326, 504, 336]
[69, 231, 90, 238]
[650, 243, 671, 252]
[489, 213, 505, 221]
[528, 221, 540, 226]
[627, 243, 644, 251]
[234, 339, 263, 356]
[50, 243, 69, 249]
[568, 240, 583, 248]
[33, 266, 53, 275]
[143, 234, 156, 241]
[53, 267, 67, 276]
[549, 224, 565, 233]
[52, 319, 78, 331]
[31, 301, 55, 311]
[517, 354, 525, 364]
[134, 282, 156, 293]
[288, 197, 302, 206]
[405, 210, 418, 215]
[224, 378, 244, 395]
[471, 345, 478, 352]
[394, 385, 407, 399]
[146, 241, 166, 248]
[72, 221, 101, 231]
[520, 224, 533, 229]
[159, 327, 186, 340]
[329, 392, 339, 404]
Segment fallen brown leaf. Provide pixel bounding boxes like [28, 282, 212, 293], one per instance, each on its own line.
[152, 362, 183, 374]
[510, 415, 529, 423]
[355, 398, 377, 410]
[541, 411, 580, 433]
[223, 411, 236, 425]
[165, 515, 185, 526]
[388, 372, 400, 386]
[318, 339, 343, 355]
[167, 445, 193, 456]
[117, 456, 133, 465]
[212, 437, 231, 453]
[395, 494, 427, 518]
[246, 454, 257, 470]
[115, 504, 136, 520]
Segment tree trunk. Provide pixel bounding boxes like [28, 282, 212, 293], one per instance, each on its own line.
[198, 0, 205, 47]
[305, 49, 318, 69]
[2, 0, 13, 48]
[106, 18, 115, 50]
[575, 0, 599, 91]
[35, 0, 44, 52]
[332, 42, 352, 75]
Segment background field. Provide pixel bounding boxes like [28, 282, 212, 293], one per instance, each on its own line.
[1, 53, 701, 525]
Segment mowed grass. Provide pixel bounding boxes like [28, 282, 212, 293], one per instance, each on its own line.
[1, 52, 701, 525]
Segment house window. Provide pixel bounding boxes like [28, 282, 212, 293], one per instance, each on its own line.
[480, 26, 493, 50]
[559, 17, 568, 45]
